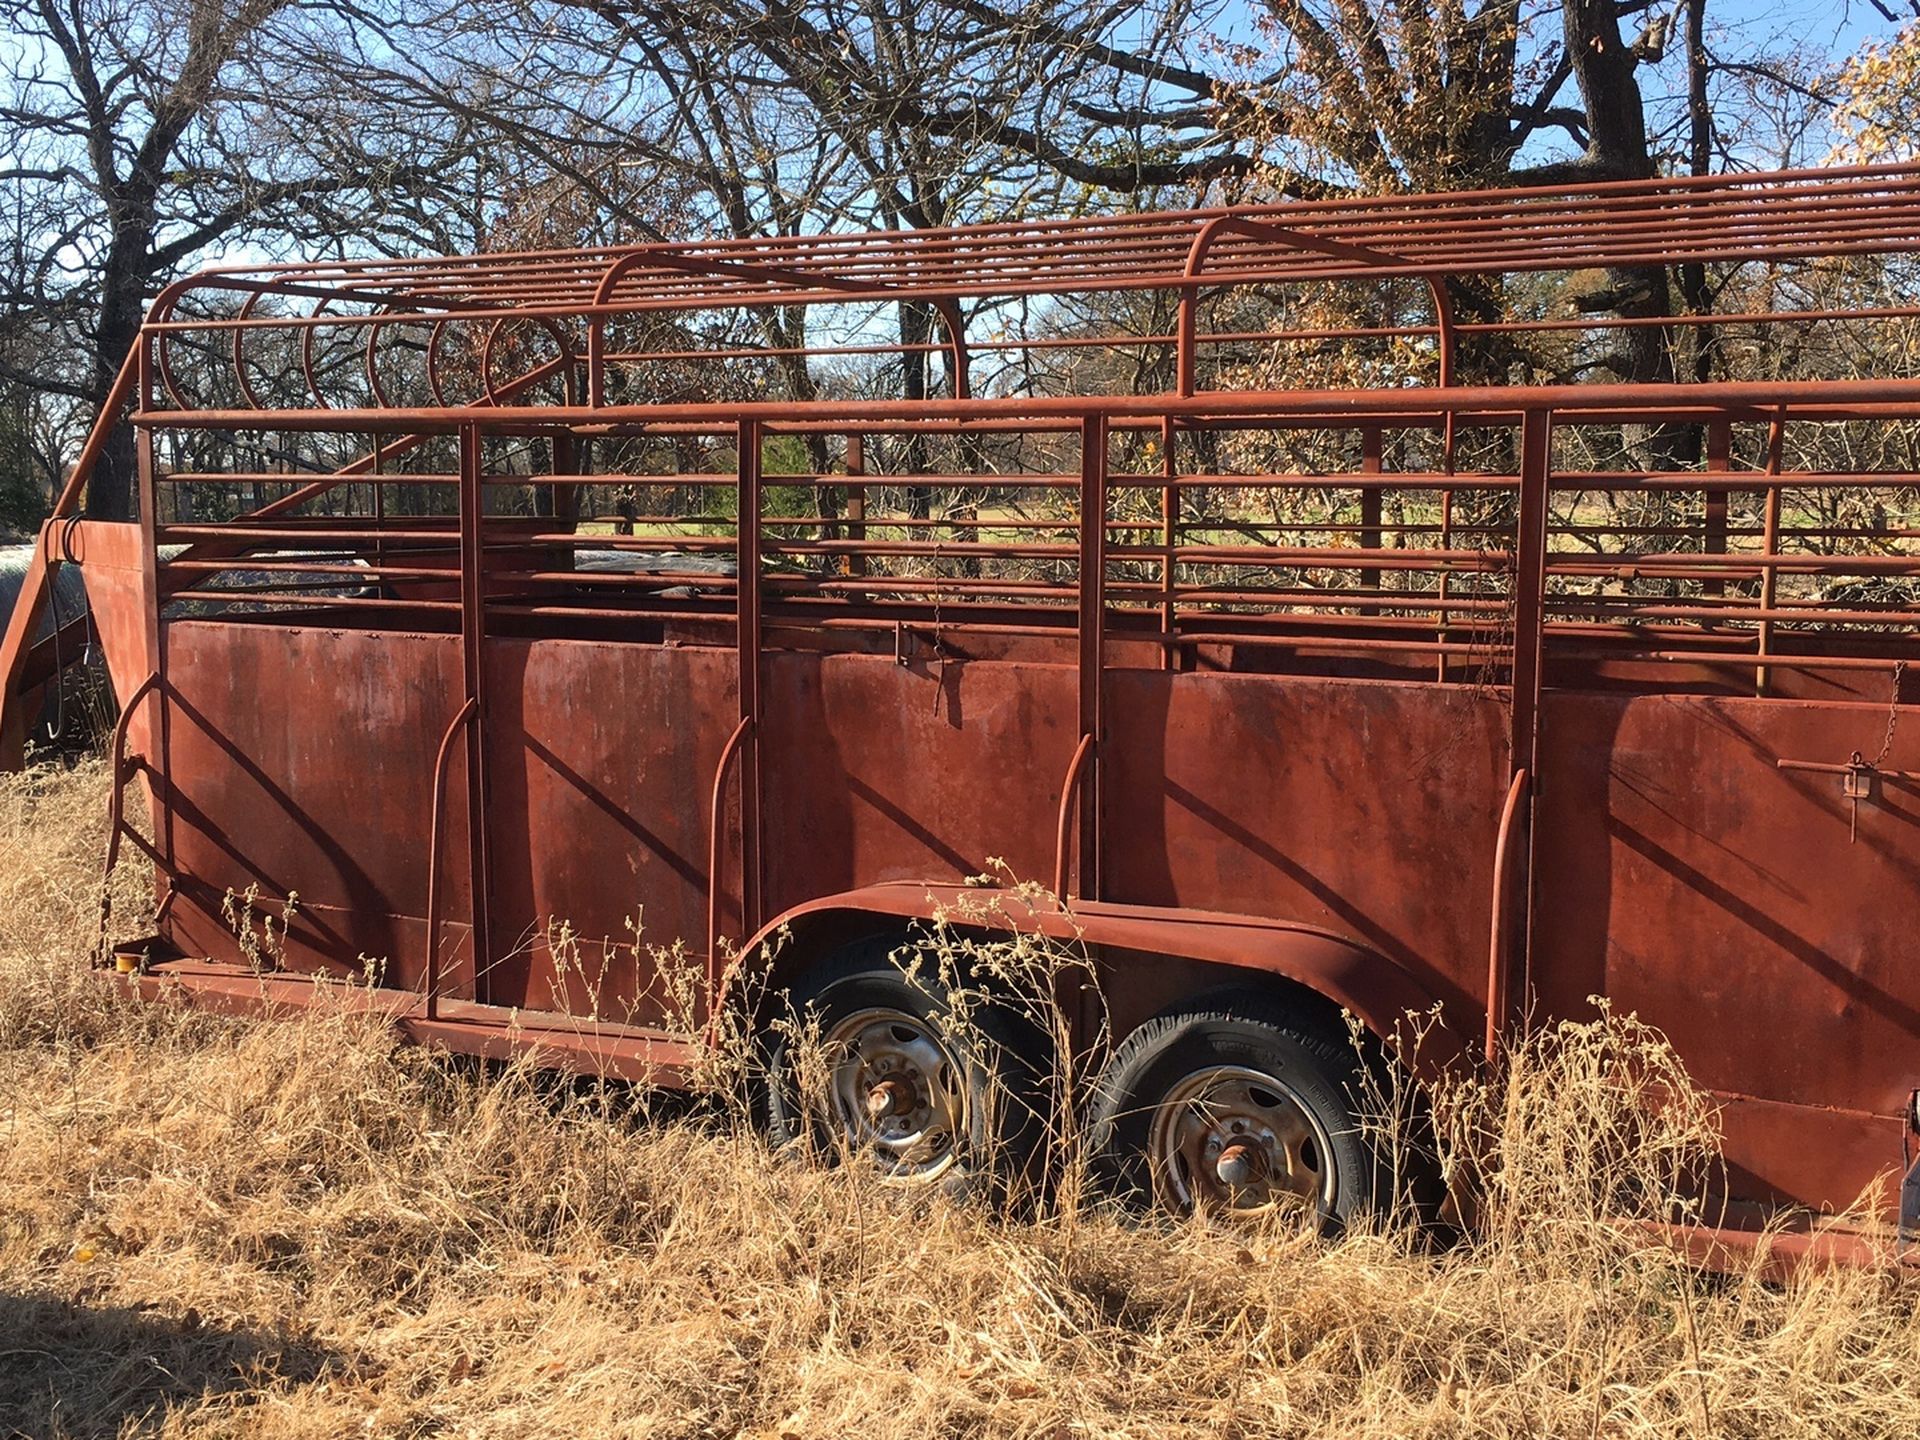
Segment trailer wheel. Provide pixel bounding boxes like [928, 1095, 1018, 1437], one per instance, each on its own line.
[1087, 996, 1383, 1232]
[762, 938, 1047, 1195]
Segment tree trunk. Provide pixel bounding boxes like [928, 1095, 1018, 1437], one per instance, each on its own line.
[1562, 0, 1680, 467]
[84, 221, 150, 522]
[899, 298, 934, 520]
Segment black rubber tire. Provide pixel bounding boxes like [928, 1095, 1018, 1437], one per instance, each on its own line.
[1086, 993, 1393, 1234]
[761, 935, 1051, 1199]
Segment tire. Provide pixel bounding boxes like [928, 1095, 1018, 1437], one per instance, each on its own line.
[1086, 993, 1398, 1234]
[762, 935, 1050, 1198]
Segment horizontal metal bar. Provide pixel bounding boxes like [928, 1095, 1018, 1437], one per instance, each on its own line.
[163, 559, 448, 579]
[129, 374, 1920, 433]
[1777, 758, 1920, 779]
[166, 590, 460, 611]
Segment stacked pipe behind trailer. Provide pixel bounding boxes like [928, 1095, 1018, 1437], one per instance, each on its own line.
[9, 163, 1920, 1257]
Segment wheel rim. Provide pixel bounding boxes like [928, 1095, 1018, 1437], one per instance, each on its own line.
[1147, 1063, 1335, 1218]
[820, 1006, 969, 1178]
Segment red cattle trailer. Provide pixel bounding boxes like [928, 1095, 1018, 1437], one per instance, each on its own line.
[8, 162, 1920, 1252]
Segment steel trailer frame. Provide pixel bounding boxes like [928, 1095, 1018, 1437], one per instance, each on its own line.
[10, 162, 1920, 1262]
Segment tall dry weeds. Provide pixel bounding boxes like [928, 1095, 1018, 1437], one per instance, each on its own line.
[3, 762, 1919, 1438]
[0, 759, 154, 1050]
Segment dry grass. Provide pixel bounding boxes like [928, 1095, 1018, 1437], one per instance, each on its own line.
[3, 763, 1920, 1439]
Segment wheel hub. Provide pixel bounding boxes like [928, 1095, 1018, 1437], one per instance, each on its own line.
[1214, 1140, 1267, 1187]
[822, 1007, 967, 1178]
[1148, 1063, 1331, 1217]
[865, 1076, 918, 1121]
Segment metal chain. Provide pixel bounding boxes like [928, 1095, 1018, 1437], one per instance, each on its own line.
[1874, 659, 1907, 769]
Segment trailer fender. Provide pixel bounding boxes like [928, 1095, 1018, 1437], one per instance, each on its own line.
[712, 882, 1461, 1073]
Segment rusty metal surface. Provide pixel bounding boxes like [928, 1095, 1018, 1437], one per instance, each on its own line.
[18, 162, 1920, 1248]
[1532, 688, 1920, 1209]
[122, 958, 695, 1085]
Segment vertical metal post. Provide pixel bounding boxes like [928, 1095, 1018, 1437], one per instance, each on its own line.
[137, 431, 160, 661]
[370, 431, 388, 580]
[1160, 415, 1178, 669]
[1757, 410, 1786, 697]
[1359, 426, 1383, 589]
[1175, 287, 1198, 397]
[1510, 409, 1552, 781]
[844, 433, 866, 579]
[1077, 413, 1108, 902]
[736, 419, 764, 936]
[586, 315, 605, 408]
[552, 427, 579, 525]
[136, 336, 160, 673]
[1705, 418, 1730, 598]
[456, 422, 494, 1002]
[1496, 408, 1553, 1058]
[1436, 438, 1456, 682]
[137, 335, 175, 895]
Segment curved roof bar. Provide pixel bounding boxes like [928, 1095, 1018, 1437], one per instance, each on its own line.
[130, 164, 1920, 347]
[1176, 214, 1459, 396]
[586, 247, 970, 407]
[1177, 213, 1461, 469]
[91, 161, 1920, 527]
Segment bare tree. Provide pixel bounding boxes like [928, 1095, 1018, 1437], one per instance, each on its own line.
[1, 0, 1891, 527]
[0, 0, 482, 519]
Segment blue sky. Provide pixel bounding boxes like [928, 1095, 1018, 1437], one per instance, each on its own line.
[1716, 0, 1903, 53]
[2, 0, 1914, 277]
